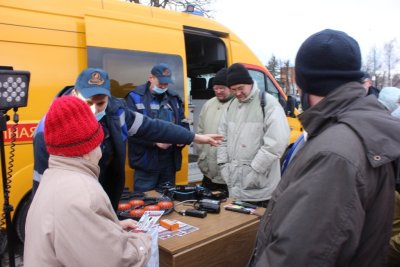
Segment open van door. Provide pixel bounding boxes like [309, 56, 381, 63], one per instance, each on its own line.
[182, 26, 230, 182]
[84, 10, 190, 187]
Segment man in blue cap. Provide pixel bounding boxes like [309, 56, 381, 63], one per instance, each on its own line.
[125, 63, 190, 192]
[33, 67, 222, 211]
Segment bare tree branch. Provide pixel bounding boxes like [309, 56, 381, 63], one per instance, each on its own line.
[126, 0, 215, 18]
[383, 39, 399, 86]
[364, 46, 382, 87]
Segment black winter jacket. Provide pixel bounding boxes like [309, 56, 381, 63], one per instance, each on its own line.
[249, 82, 400, 267]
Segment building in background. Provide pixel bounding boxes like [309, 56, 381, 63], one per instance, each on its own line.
[280, 66, 297, 96]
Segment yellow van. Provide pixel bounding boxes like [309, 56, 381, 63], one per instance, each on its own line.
[0, 0, 302, 248]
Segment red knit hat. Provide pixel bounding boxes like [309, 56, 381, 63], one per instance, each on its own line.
[44, 96, 104, 156]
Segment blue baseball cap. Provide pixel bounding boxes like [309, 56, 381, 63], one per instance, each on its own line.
[75, 68, 111, 98]
[151, 63, 173, 84]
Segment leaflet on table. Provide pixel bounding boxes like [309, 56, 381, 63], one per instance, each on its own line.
[136, 210, 164, 232]
[158, 220, 199, 240]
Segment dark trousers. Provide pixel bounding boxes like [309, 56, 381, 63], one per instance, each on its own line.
[133, 165, 176, 193]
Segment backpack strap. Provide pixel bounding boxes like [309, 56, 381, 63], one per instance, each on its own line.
[259, 89, 266, 119]
[226, 89, 267, 119]
[226, 97, 235, 113]
[281, 134, 305, 174]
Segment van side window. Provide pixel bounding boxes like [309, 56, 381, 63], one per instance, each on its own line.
[248, 69, 286, 111]
[87, 47, 184, 99]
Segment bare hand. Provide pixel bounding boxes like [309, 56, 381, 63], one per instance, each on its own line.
[156, 143, 172, 149]
[194, 134, 224, 146]
[119, 219, 138, 230]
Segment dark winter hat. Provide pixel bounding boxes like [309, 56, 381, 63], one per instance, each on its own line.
[295, 29, 364, 96]
[44, 96, 104, 157]
[226, 63, 254, 87]
[213, 68, 228, 86]
[75, 68, 111, 98]
[151, 63, 173, 84]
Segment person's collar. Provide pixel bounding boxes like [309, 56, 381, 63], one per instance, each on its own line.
[240, 83, 258, 103]
[218, 94, 234, 103]
[299, 82, 365, 137]
[48, 155, 100, 179]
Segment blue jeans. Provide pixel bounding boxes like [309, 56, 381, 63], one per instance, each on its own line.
[133, 165, 176, 192]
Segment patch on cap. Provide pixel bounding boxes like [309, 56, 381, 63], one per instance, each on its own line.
[162, 68, 171, 77]
[75, 68, 111, 98]
[151, 63, 173, 84]
[88, 72, 105, 86]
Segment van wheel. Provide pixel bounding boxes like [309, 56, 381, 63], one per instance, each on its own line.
[0, 229, 7, 256]
[14, 194, 32, 243]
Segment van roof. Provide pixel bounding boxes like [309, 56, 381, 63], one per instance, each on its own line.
[1, 0, 235, 38]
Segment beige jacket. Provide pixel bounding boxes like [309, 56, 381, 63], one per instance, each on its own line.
[217, 84, 290, 201]
[24, 155, 151, 267]
[196, 96, 232, 184]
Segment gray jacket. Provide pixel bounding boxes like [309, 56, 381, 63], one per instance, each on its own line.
[217, 84, 290, 201]
[249, 82, 400, 267]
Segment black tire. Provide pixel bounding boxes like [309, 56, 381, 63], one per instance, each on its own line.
[14, 194, 32, 243]
[0, 229, 7, 256]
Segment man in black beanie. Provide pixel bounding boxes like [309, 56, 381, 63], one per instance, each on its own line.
[248, 29, 400, 267]
[217, 63, 290, 207]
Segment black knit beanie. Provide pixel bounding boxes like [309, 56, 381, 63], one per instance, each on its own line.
[227, 63, 253, 87]
[213, 68, 227, 86]
[295, 29, 364, 96]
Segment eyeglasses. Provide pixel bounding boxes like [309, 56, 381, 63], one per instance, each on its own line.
[213, 86, 228, 92]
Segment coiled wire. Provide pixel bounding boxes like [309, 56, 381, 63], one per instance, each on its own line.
[0, 110, 18, 230]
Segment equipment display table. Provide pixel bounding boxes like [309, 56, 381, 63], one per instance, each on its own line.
[157, 197, 264, 267]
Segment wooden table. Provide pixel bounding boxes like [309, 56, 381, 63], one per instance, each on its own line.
[156, 196, 264, 267]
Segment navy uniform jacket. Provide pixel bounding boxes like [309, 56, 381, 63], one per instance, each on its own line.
[33, 86, 195, 211]
[125, 82, 190, 172]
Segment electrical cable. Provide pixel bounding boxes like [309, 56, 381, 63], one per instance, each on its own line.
[172, 199, 197, 215]
[0, 109, 18, 230]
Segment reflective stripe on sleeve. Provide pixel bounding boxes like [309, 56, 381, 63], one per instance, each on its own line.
[33, 170, 43, 183]
[118, 110, 128, 141]
[118, 110, 126, 127]
[128, 112, 144, 136]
